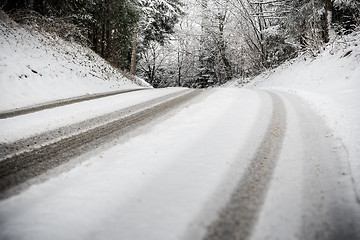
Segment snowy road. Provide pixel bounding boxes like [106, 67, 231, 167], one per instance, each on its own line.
[0, 88, 201, 194]
[0, 88, 149, 119]
[0, 88, 359, 240]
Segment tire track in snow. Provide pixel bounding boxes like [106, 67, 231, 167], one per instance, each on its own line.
[204, 91, 286, 240]
[280, 91, 360, 240]
[0, 88, 149, 119]
[0, 89, 189, 160]
[0, 89, 202, 197]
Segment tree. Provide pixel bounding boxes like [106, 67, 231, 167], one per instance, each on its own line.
[168, 0, 203, 87]
[138, 42, 172, 87]
[131, 0, 183, 83]
[193, 0, 235, 87]
[196, 0, 216, 87]
[332, 0, 360, 34]
[324, 0, 333, 43]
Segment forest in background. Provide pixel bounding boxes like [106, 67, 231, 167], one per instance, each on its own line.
[1, 0, 359, 88]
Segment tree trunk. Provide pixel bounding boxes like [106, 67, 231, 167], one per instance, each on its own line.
[324, 0, 333, 43]
[101, 23, 105, 57]
[103, 0, 110, 58]
[217, 11, 231, 83]
[105, 20, 111, 58]
[178, 65, 182, 87]
[257, 3, 267, 68]
[130, 26, 138, 75]
[311, 0, 320, 50]
[177, 39, 182, 87]
[92, 23, 98, 53]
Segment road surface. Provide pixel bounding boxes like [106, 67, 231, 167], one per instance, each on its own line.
[0, 88, 149, 119]
[0, 88, 359, 240]
[0, 89, 201, 194]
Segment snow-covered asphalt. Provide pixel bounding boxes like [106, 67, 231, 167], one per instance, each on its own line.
[0, 88, 149, 119]
[0, 89, 201, 194]
[0, 88, 359, 240]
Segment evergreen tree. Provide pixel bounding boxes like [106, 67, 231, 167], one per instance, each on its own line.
[137, 0, 183, 46]
[131, 0, 183, 83]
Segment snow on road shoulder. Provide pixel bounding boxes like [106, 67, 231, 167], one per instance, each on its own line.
[0, 89, 271, 240]
[0, 88, 185, 143]
[243, 31, 360, 199]
[0, 11, 150, 112]
[251, 91, 360, 239]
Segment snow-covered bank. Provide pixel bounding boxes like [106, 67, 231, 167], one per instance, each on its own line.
[0, 11, 150, 112]
[240, 31, 360, 199]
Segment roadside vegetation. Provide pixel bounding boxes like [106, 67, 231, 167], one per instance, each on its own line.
[1, 0, 359, 87]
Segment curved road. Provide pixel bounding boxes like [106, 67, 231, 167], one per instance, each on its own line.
[0, 88, 359, 240]
[205, 90, 360, 240]
[0, 89, 201, 196]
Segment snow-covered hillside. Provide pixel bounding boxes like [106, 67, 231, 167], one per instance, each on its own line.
[0, 11, 150, 112]
[236, 31, 360, 200]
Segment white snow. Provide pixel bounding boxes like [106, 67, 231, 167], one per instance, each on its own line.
[0, 11, 150, 112]
[0, 89, 271, 240]
[251, 91, 360, 239]
[242, 30, 360, 199]
[0, 88, 185, 143]
[1, 8, 360, 240]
